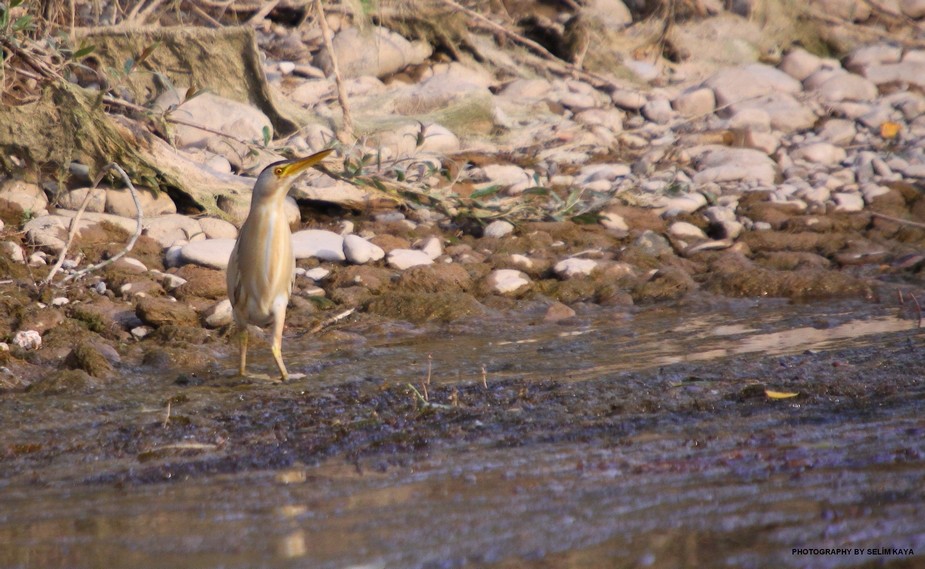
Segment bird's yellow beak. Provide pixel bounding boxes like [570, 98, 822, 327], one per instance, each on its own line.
[278, 149, 334, 179]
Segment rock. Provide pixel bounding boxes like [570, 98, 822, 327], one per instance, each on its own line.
[509, 254, 534, 270]
[56, 187, 106, 212]
[862, 61, 925, 91]
[0, 241, 24, 263]
[135, 297, 198, 328]
[387, 249, 434, 270]
[691, 146, 778, 186]
[813, 0, 870, 20]
[115, 257, 148, 273]
[203, 299, 234, 328]
[173, 266, 226, 300]
[845, 44, 903, 72]
[143, 214, 206, 248]
[544, 302, 576, 322]
[197, 217, 238, 240]
[291, 176, 384, 211]
[178, 238, 236, 270]
[0, 180, 48, 218]
[292, 229, 346, 262]
[818, 119, 857, 145]
[641, 98, 674, 124]
[634, 230, 673, 257]
[554, 258, 598, 279]
[483, 220, 514, 238]
[51, 297, 69, 307]
[372, 122, 460, 156]
[12, 330, 41, 350]
[315, 26, 432, 79]
[833, 192, 865, 212]
[171, 93, 273, 159]
[661, 193, 707, 216]
[901, 0, 925, 18]
[573, 108, 624, 133]
[343, 234, 385, 264]
[808, 71, 879, 102]
[475, 164, 533, 194]
[669, 221, 707, 240]
[611, 89, 647, 110]
[705, 63, 802, 108]
[498, 78, 553, 100]
[672, 87, 715, 118]
[792, 143, 847, 166]
[303, 267, 330, 281]
[577, 164, 631, 184]
[417, 236, 443, 259]
[131, 326, 150, 340]
[600, 211, 629, 233]
[105, 188, 177, 217]
[484, 269, 531, 295]
[727, 92, 817, 133]
[155, 272, 187, 290]
[779, 47, 827, 81]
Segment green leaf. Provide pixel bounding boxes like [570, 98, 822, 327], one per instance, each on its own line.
[571, 212, 603, 225]
[10, 0, 24, 8]
[470, 185, 502, 199]
[73, 44, 96, 59]
[12, 14, 32, 31]
[371, 178, 387, 191]
[262, 125, 271, 146]
[522, 187, 551, 196]
[123, 57, 135, 75]
[394, 169, 406, 182]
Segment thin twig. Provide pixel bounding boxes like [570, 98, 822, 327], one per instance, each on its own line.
[407, 383, 453, 410]
[871, 211, 925, 230]
[314, 0, 354, 142]
[911, 293, 922, 328]
[62, 163, 144, 283]
[307, 307, 355, 334]
[163, 400, 172, 428]
[42, 175, 108, 286]
[422, 353, 432, 401]
[247, 0, 280, 25]
[481, 364, 488, 389]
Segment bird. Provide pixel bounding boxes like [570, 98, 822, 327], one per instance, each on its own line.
[226, 149, 333, 381]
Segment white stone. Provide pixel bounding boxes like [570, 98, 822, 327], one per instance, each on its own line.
[661, 193, 707, 216]
[599, 212, 629, 234]
[691, 146, 778, 186]
[779, 48, 827, 81]
[143, 214, 206, 248]
[485, 269, 531, 295]
[554, 258, 598, 279]
[900, 0, 925, 18]
[642, 98, 674, 124]
[833, 192, 865, 212]
[705, 63, 802, 108]
[315, 26, 432, 79]
[179, 238, 236, 270]
[203, 299, 234, 328]
[303, 267, 331, 281]
[121, 257, 148, 273]
[727, 92, 817, 133]
[810, 72, 879, 102]
[510, 254, 534, 270]
[577, 164, 631, 184]
[417, 236, 443, 259]
[387, 249, 434, 270]
[198, 217, 238, 239]
[728, 108, 772, 132]
[818, 119, 857, 145]
[792, 143, 847, 166]
[862, 62, 925, 91]
[171, 93, 273, 154]
[57, 187, 106, 212]
[483, 220, 514, 238]
[12, 330, 41, 350]
[669, 221, 707, 240]
[498, 78, 553, 100]
[611, 89, 647, 110]
[0, 180, 48, 218]
[0, 241, 25, 263]
[105, 188, 176, 218]
[131, 326, 151, 340]
[343, 234, 385, 264]
[573, 108, 624, 133]
[51, 297, 69, 307]
[29, 252, 47, 266]
[292, 229, 346, 262]
[845, 44, 903, 72]
[672, 87, 715, 118]
[861, 183, 892, 202]
[477, 164, 532, 188]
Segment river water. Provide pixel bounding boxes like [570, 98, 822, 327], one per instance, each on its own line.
[1, 298, 923, 568]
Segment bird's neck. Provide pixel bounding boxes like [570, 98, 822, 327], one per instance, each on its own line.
[249, 191, 288, 213]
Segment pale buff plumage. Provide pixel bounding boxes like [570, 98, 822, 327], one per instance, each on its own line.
[227, 149, 333, 380]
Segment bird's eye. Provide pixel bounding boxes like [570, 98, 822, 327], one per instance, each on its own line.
[274, 167, 284, 176]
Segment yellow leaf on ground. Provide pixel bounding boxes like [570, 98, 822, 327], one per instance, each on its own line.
[880, 122, 902, 139]
[765, 389, 799, 399]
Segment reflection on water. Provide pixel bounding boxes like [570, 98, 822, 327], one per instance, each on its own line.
[285, 298, 916, 387]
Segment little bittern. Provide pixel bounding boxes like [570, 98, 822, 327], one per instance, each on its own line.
[226, 149, 333, 380]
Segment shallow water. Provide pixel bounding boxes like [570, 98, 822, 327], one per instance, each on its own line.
[2, 298, 924, 569]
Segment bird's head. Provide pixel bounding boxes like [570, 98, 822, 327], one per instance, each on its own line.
[254, 149, 334, 200]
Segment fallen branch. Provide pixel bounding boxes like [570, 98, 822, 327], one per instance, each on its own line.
[307, 307, 355, 334]
[43, 162, 144, 286]
[871, 211, 925, 230]
[314, 0, 355, 142]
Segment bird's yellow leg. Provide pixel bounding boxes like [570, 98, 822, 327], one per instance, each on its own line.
[271, 312, 289, 381]
[238, 327, 248, 377]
